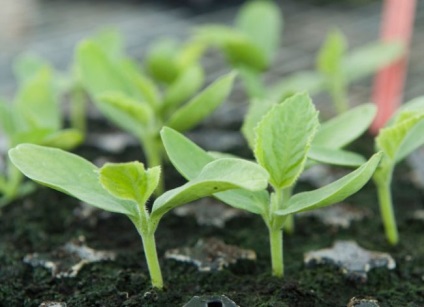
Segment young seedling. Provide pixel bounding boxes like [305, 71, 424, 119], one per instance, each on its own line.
[372, 96, 424, 245]
[270, 31, 403, 104]
[76, 37, 235, 193]
[0, 65, 83, 207]
[193, 0, 282, 98]
[8, 143, 268, 289]
[241, 97, 377, 233]
[161, 93, 382, 277]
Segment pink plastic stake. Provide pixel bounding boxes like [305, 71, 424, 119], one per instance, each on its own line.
[370, 0, 416, 134]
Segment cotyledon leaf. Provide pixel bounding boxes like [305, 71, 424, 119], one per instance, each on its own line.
[276, 152, 382, 216]
[308, 146, 366, 167]
[151, 158, 268, 219]
[8, 144, 136, 216]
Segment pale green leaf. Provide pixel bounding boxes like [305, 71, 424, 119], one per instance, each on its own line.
[317, 29, 347, 76]
[376, 113, 424, 161]
[151, 158, 268, 218]
[308, 146, 366, 167]
[8, 144, 136, 216]
[76, 40, 139, 99]
[176, 40, 207, 70]
[313, 103, 377, 149]
[11, 129, 53, 147]
[276, 152, 382, 216]
[235, 0, 283, 62]
[99, 162, 160, 206]
[97, 92, 153, 137]
[162, 65, 204, 113]
[161, 127, 215, 179]
[388, 96, 424, 126]
[166, 72, 235, 132]
[91, 28, 124, 60]
[15, 67, 60, 131]
[241, 98, 276, 150]
[254, 93, 319, 189]
[395, 118, 424, 163]
[343, 41, 403, 82]
[13, 53, 49, 84]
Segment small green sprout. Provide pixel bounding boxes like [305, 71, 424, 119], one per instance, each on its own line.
[162, 93, 382, 277]
[0, 65, 83, 207]
[270, 31, 403, 103]
[242, 96, 377, 233]
[372, 96, 424, 245]
[194, 0, 282, 98]
[76, 37, 235, 193]
[8, 144, 268, 289]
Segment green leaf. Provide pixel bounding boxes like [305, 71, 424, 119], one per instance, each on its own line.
[151, 158, 268, 218]
[235, 0, 283, 62]
[276, 152, 382, 216]
[317, 29, 347, 76]
[388, 96, 424, 125]
[343, 41, 403, 82]
[161, 127, 215, 179]
[41, 129, 84, 150]
[254, 93, 319, 189]
[241, 98, 276, 150]
[195, 25, 268, 71]
[161, 127, 269, 214]
[395, 119, 424, 162]
[76, 40, 139, 99]
[99, 162, 160, 206]
[176, 41, 206, 70]
[162, 65, 204, 113]
[11, 129, 53, 147]
[15, 67, 60, 131]
[376, 113, 424, 161]
[8, 144, 136, 216]
[166, 72, 235, 132]
[97, 92, 153, 137]
[308, 146, 366, 167]
[145, 39, 180, 84]
[91, 28, 124, 60]
[313, 103, 377, 149]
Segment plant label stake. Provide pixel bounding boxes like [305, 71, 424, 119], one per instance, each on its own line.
[371, 0, 416, 133]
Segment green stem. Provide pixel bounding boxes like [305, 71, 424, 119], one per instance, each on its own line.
[330, 77, 349, 114]
[374, 171, 398, 245]
[70, 86, 87, 134]
[282, 187, 294, 234]
[141, 231, 164, 289]
[268, 187, 285, 277]
[141, 134, 164, 195]
[238, 66, 266, 99]
[269, 226, 283, 277]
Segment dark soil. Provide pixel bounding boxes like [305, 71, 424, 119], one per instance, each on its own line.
[1, 133, 424, 306]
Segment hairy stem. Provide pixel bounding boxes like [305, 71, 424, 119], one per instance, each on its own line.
[141, 231, 164, 289]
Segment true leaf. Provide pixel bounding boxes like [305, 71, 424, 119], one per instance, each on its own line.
[241, 98, 276, 150]
[99, 162, 160, 206]
[145, 39, 180, 84]
[41, 129, 84, 150]
[276, 152, 382, 215]
[166, 72, 235, 132]
[254, 93, 319, 189]
[317, 29, 346, 76]
[376, 113, 424, 161]
[151, 158, 268, 218]
[8, 144, 136, 216]
[388, 96, 424, 125]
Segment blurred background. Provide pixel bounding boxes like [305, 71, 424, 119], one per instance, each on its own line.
[0, 0, 422, 104]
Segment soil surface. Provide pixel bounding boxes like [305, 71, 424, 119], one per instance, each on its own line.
[1, 134, 424, 307]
